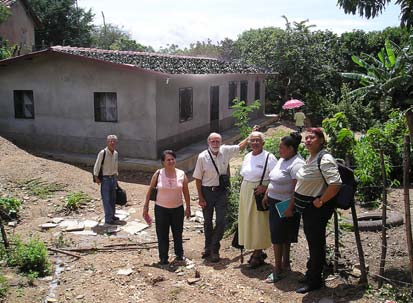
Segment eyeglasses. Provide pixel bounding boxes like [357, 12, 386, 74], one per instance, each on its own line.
[249, 139, 262, 143]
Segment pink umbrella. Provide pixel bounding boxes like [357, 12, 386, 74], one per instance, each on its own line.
[282, 99, 304, 110]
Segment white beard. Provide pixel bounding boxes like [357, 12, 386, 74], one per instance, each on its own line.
[209, 146, 220, 153]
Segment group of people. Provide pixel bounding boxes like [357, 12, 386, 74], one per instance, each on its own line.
[93, 125, 342, 294]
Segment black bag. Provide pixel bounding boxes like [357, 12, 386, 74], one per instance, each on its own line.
[93, 149, 106, 183]
[255, 153, 270, 211]
[231, 228, 244, 263]
[116, 183, 127, 206]
[317, 151, 357, 210]
[219, 174, 231, 190]
[208, 150, 231, 190]
[149, 170, 160, 201]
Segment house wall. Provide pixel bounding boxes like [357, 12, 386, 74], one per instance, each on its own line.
[0, 0, 35, 54]
[0, 53, 159, 159]
[155, 74, 265, 154]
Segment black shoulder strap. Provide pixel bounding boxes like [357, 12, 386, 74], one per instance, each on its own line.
[317, 150, 328, 186]
[207, 149, 221, 176]
[154, 169, 160, 185]
[101, 149, 106, 166]
[259, 152, 270, 185]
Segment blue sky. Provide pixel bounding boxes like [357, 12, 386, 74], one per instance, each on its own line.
[78, 0, 401, 50]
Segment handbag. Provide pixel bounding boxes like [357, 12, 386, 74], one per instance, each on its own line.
[149, 170, 160, 201]
[231, 228, 244, 263]
[116, 183, 127, 206]
[255, 152, 270, 211]
[93, 149, 106, 183]
[207, 150, 230, 190]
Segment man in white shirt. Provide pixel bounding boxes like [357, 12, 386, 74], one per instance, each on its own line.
[193, 131, 251, 262]
[93, 135, 119, 225]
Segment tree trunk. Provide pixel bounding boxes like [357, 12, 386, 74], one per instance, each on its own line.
[403, 135, 413, 284]
[378, 149, 388, 288]
[406, 108, 413, 144]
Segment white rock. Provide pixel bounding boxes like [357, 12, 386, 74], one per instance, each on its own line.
[40, 223, 58, 229]
[117, 268, 134, 276]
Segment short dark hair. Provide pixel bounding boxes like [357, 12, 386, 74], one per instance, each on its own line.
[161, 150, 176, 162]
[306, 127, 326, 147]
[281, 132, 302, 153]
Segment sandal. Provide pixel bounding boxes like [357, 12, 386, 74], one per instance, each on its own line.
[247, 255, 265, 269]
[265, 272, 283, 283]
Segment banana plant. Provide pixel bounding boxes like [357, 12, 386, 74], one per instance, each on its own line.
[341, 38, 413, 140]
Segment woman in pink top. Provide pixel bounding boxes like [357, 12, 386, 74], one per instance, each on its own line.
[143, 150, 191, 265]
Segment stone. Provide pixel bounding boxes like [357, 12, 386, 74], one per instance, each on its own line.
[121, 221, 148, 235]
[117, 268, 134, 276]
[51, 217, 64, 224]
[187, 278, 200, 285]
[64, 223, 85, 232]
[40, 223, 58, 229]
[46, 298, 58, 303]
[7, 221, 17, 227]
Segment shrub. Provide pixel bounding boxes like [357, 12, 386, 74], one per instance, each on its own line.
[226, 168, 243, 235]
[0, 274, 8, 299]
[231, 99, 261, 139]
[6, 236, 51, 277]
[0, 197, 22, 221]
[19, 178, 65, 199]
[65, 191, 91, 212]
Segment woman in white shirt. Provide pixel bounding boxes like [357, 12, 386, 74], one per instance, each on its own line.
[294, 128, 341, 294]
[263, 132, 304, 283]
[238, 132, 277, 268]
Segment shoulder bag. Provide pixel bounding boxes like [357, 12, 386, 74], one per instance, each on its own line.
[149, 170, 160, 201]
[93, 149, 106, 183]
[254, 152, 270, 211]
[207, 150, 230, 190]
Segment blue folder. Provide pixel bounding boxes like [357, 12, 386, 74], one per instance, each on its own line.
[275, 199, 291, 218]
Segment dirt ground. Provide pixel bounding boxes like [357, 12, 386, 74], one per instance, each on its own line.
[0, 125, 411, 303]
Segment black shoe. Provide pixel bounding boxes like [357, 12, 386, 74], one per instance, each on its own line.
[112, 216, 120, 221]
[201, 251, 211, 259]
[295, 284, 322, 294]
[298, 276, 308, 283]
[210, 253, 220, 263]
[176, 255, 185, 261]
[158, 258, 169, 265]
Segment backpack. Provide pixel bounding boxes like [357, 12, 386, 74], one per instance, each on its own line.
[317, 151, 357, 210]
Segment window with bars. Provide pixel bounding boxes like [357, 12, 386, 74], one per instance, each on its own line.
[14, 90, 34, 119]
[255, 80, 261, 101]
[94, 92, 118, 122]
[240, 80, 248, 103]
[228, 81, 238, 107]
[179, 87, 193, 123]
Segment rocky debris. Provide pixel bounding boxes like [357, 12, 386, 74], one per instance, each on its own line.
[40, 223, 59, 230]
[187, 278, 201, 285]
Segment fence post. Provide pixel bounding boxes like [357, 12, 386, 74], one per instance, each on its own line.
[403, 135, 413, 284]
[378, 149, 388, 288]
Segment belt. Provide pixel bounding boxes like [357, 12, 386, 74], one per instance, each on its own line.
[102, 175, 116, 178]
[203, 186, 223, 192]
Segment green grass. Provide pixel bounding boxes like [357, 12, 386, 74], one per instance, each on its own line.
[0, 274, 8, 300]
[18, 178, 65, 199]
[64, 191, 92, 212]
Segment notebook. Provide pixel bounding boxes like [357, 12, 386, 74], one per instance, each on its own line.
[275, 199, 290, 218]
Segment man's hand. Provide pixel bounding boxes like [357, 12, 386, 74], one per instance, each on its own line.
[94, 176, 101, 184]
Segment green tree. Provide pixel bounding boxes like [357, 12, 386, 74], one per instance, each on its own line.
[91, 23, 153, 51]
[337, 0, 413, 28]
[27, 0, 94, 47]
[0, 3, 10, 23]
[0, 3, 12, 59]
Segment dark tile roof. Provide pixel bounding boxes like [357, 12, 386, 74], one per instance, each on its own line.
[51, 46, 271, 75]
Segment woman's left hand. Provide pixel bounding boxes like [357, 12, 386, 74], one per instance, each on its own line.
[254, 185, 267, 195]
[185, 206, 191, 219]
[313, 197, 324, 208]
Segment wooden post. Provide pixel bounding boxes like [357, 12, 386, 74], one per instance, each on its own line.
[333, 210, 339, 272]
[350, 203, 368, 284]
[378, 149, 388, 288]
[403, 135, 413, 284]
[0, 218, 9, 249]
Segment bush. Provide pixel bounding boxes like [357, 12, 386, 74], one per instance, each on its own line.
[65, 191, 91, 212]
[226, 168, 243, 235]
[0, 197, 21, 221]
[6, 236, 51, 277]
[0, 274, 8, 300]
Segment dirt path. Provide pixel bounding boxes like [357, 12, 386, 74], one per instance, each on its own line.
[0, 128, 410, 303]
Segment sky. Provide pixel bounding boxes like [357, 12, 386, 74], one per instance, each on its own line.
[78, 0, 401, 50]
